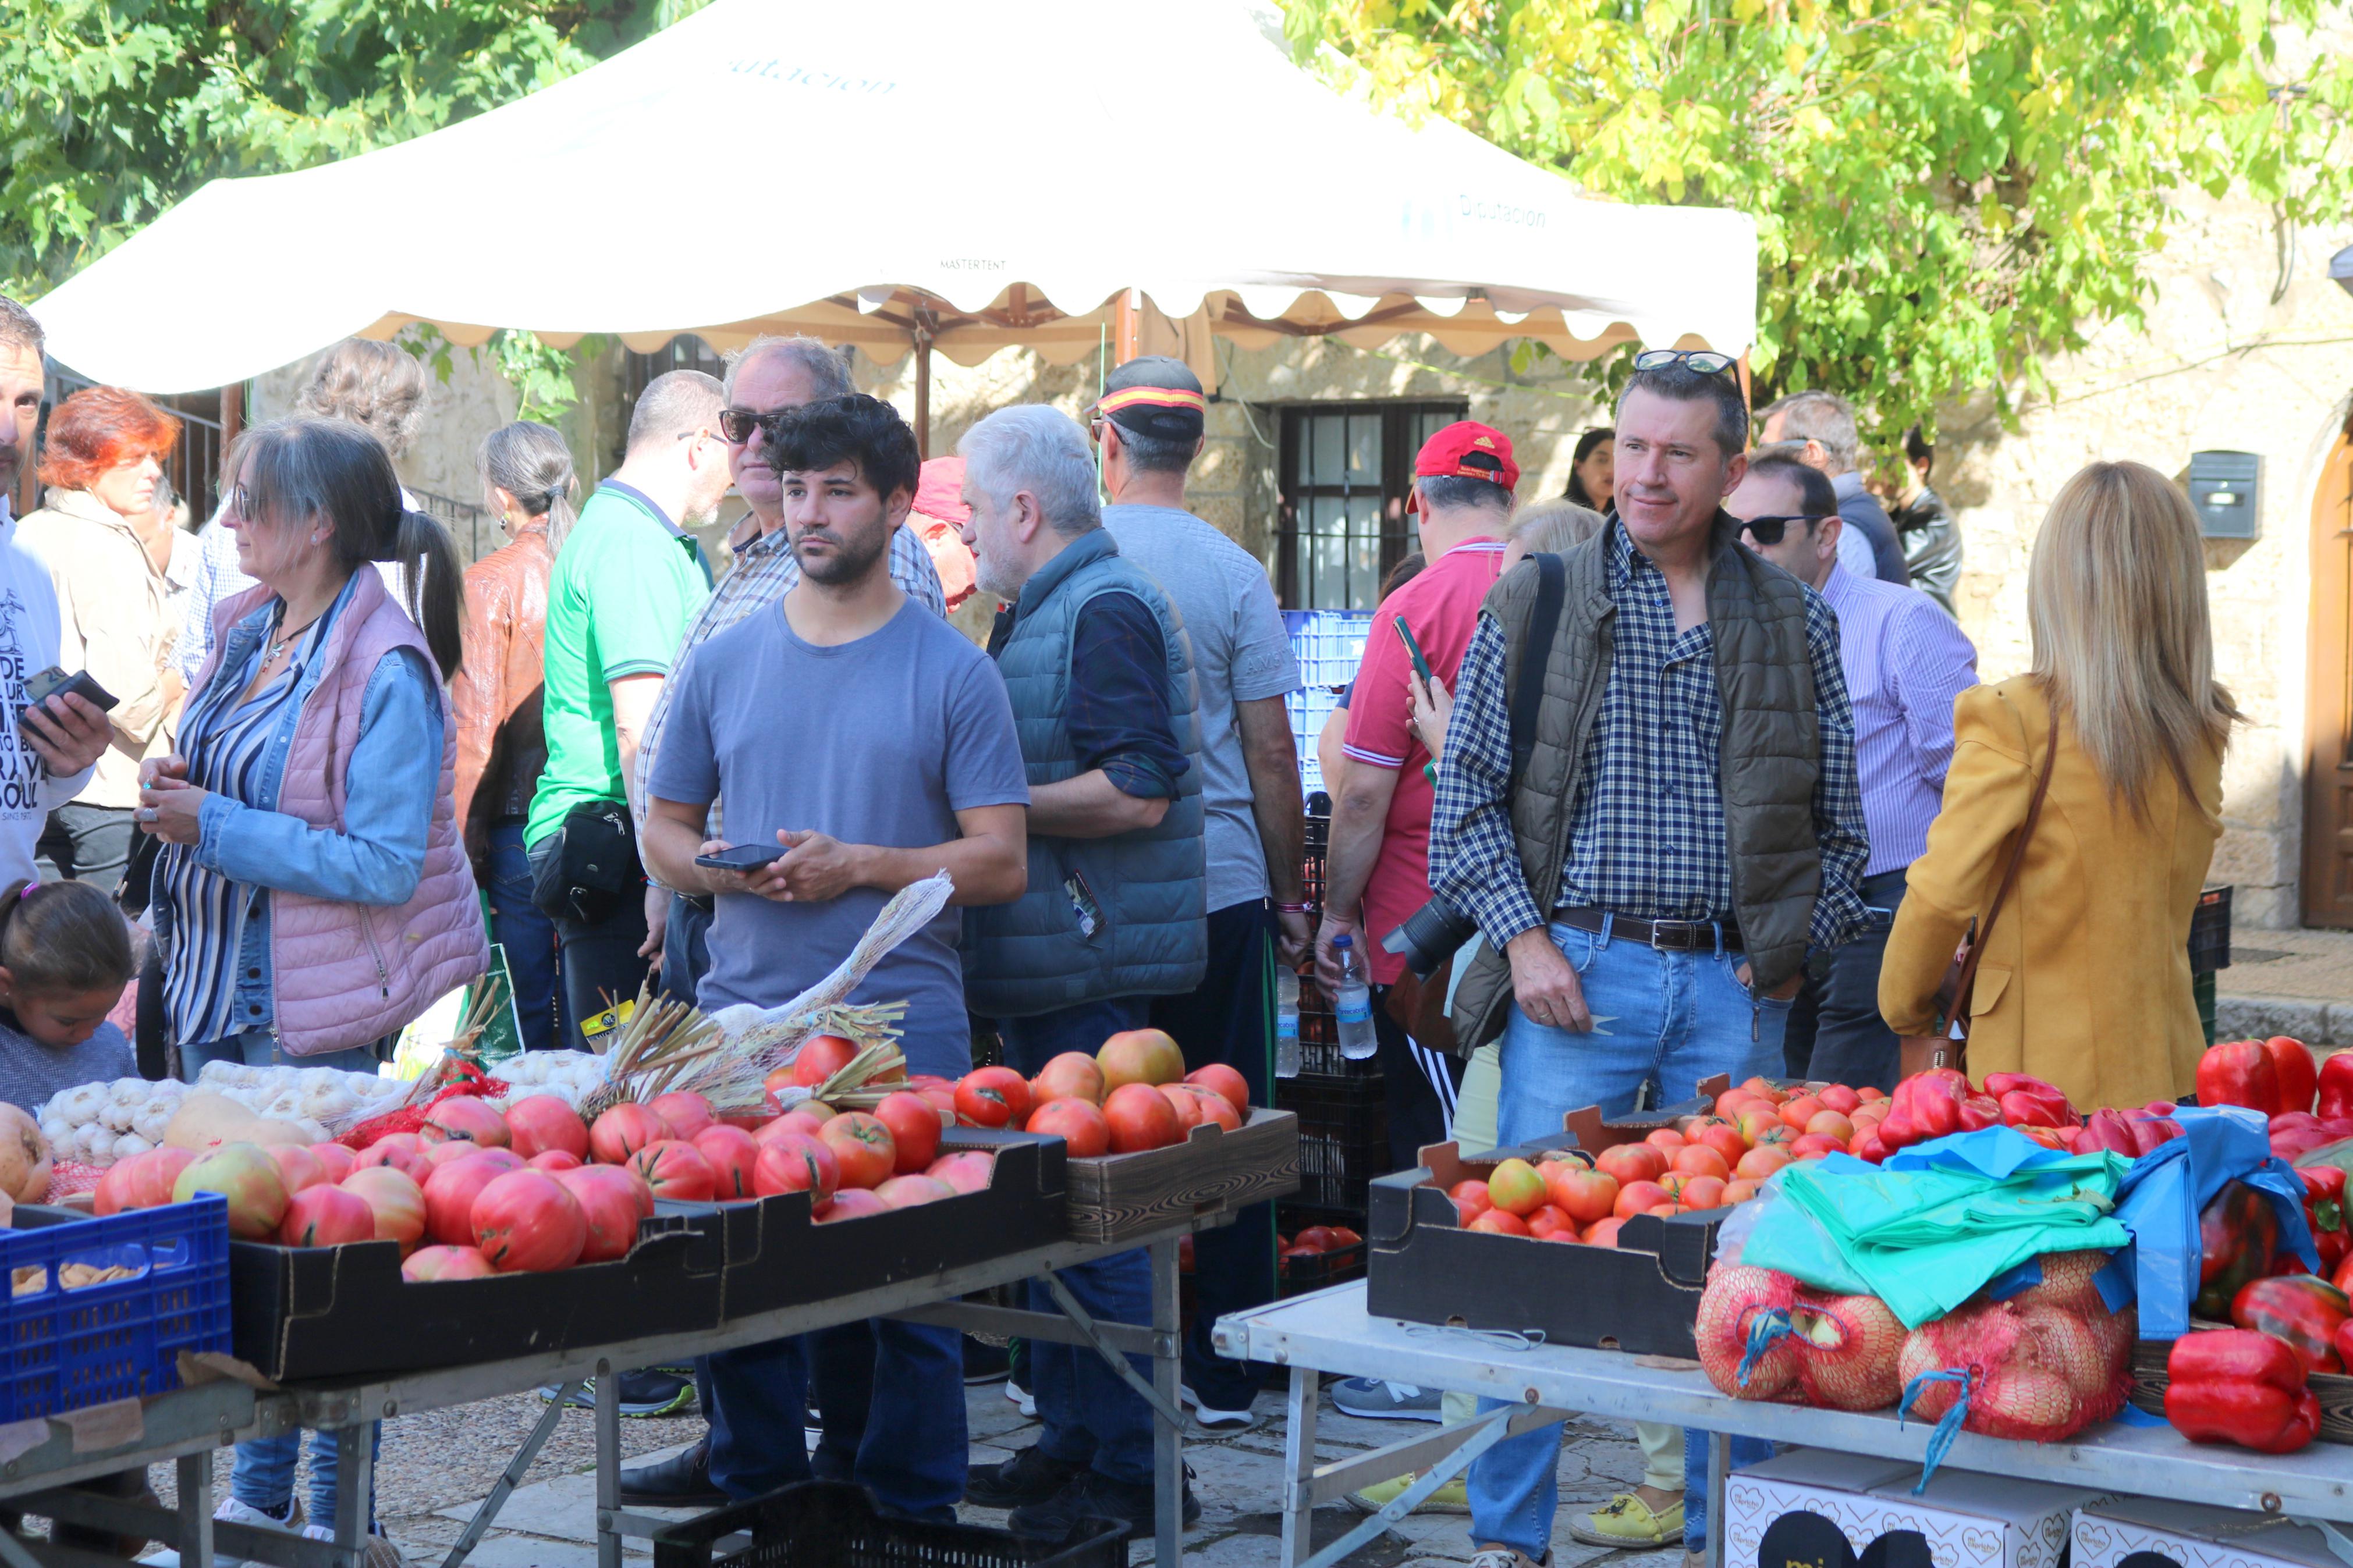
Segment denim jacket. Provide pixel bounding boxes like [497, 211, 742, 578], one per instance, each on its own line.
[170, 575, 445, 1037]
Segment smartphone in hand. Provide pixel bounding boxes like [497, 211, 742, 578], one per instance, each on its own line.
[24, 667, 119, 713]
[1393, 616, 1434, 684]
[694, 843, 785, 873]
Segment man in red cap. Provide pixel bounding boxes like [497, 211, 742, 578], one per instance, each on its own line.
[1314, 420, 1519, 1165]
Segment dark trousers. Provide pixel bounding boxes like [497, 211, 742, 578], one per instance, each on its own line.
[1149, 899, 1276, 1411]
[1781, 867, 1908, 1092]
[996, 995, 1156, 1485]
[36, 802, 134, 895]
[702, 1319, 957, 1516]
[526, 835, 650, 1051]
[659, 893, 714, 1005]
[485, 822, 562, 1054]
[1372, 990, 1467, 1172]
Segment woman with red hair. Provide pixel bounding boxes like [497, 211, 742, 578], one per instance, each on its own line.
[18, 385, 201, 894]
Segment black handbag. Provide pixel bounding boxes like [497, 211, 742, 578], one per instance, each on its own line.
[530, 799, 642, 926]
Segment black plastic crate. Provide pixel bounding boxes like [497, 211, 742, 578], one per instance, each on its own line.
[1303, 795, 1331, 913]
[1293, 976, 1381, 1078]
[652, 1481, 1124, 1568]
[1277, 1070, 1386, 1147]
[2190, 884, 2232, 975]
[1279, 1237, 1368, 1296]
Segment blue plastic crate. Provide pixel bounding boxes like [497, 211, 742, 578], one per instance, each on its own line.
[0, 1194, 233, 1421]
[1285, 610, 1372, 798]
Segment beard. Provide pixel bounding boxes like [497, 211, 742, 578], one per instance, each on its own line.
[974, 546, 1025, 604]
[793, 520, 892, 586]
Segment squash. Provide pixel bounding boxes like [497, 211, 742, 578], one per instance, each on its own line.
[0, 1102, 54, 1202]
[164, 1091, 263, 1153]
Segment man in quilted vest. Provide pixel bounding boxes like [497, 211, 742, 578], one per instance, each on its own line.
[956, 404, 1208, 1543]
[1427, 354, 1869, 1568]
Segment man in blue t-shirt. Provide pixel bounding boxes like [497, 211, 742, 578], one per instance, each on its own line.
[636, 394, 1028, 1517]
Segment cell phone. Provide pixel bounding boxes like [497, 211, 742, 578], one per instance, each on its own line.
[1393, 616, 1434, 685]
[694, 843, 785, 873]
[23, 667, 118, 713]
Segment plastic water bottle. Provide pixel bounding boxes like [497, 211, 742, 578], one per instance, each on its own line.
[1333, 934, 1378, 1061]
[1275, 968, 1302, 1079]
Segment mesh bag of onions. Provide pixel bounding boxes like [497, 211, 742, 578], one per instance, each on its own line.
[1697, 1264, 1907, 1411]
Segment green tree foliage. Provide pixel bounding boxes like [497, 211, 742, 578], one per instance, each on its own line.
[0, 0, 680, 410]
[1282, 0, 2353, 436]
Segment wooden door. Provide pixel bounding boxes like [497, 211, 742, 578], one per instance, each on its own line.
[2304, 424, 2353, 926]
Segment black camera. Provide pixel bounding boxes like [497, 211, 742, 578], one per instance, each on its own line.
[1381, 895, 1481, 979]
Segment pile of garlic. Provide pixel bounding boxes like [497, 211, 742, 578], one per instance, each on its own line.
[36, 1063, 410, 1167]
[487, 1050, 611, 1109]
[38, 1076, 190, 1168]
[194, 1062, 411, 1135]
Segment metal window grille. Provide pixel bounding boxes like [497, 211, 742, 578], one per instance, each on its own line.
[38, 368, 227, 525]
[1276, 401, 1465, 609]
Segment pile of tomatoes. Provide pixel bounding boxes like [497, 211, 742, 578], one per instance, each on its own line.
[1439, 1075, 1889, 1247]
[923, 1027, 1251, 1159]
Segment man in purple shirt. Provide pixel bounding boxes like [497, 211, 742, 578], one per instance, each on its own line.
[1729, 451, 1977, 1088]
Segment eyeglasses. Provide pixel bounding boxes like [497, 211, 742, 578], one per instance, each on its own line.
[1738, 513, 1826, 546]
[1632, 349, 1739, 378]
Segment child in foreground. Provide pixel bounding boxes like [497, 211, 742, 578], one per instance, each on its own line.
[0, 877, 136, 1111]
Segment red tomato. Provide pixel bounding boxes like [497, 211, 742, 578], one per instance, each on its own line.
[424, 1153, 514, 1247]
[1467, 1208, 1529, 1236]
[1102, 1082, 1181, 1153]
[1670, 1144, 1732, 1181]
[791, 1034, 860, 1089]
[1723, 1179, 1762, 1204]
[1157, 1083, 1204, 1132]
[339, 1166, 426, 1252]
[278, 1185, 374, 1247]
[1735, 1146, 1791, 1181]
[528, 1150, 583, 1173]
[1613, 1179, 1672, 1219]
[818, 1112, 897, 1189]
[588, 1103, 669, 1165]
[1171, 1085, 1242, 1133]
[1449, 1178, 1493, 1222]
[1544, 1162, 1619, 1224]
[306, 1144, 355, 1186]
[1788, 1133, 1846, 1160]
[553, 1166, 650, 1264]
[1027, 1097, 1112, 1158]
[873, 1091, 945, 1174]
[627, 1139, 717, 1203]
[1525, 1204, 1574, 1238]
[471, 1171, 587, 1272]
[504, 1097, 590, 1162]
[1673, 1175, 1727, 1210]
[815, 1189, 889, 1224]
[356, 1134, 429, 1182]
[1097, 1028, 1185, 1089]
[422, 1097, 511, 1149]
[752, 1133, 840, 1204]
[267, 1144, 326, 1196]
[648, 1091, 716, 1143]
[1032, 1052, 1106, 1105]
[1184, 1065, 1250, 1114]
[402, 1244, 498, 1281]
[1693, 1123, 1749, 1167]
[1644, 1128, 1687, 1154]
[693, 1126, 762, 1199]
[1585, 1217, 1628, 1247]
[1595, 1144, 1667, 1185]
[1739, 1076, 1787, 1106]
[953, 1066, 1034, 1130]
[1817, 1085, 1862, 1116]
[1778, 1095, 1825, 1133]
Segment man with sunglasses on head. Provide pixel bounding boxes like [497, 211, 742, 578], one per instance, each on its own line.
[1727, 451, 1976, 1090]
[1427, 350, 1868, 1568]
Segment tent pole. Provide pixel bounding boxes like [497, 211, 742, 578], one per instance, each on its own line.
[914, 330, 933, 461]
[1115, 289, 1140, 363]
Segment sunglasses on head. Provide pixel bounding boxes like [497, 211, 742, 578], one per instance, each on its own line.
[1738, 513, 1825, 546]
[1632, 348, 1738, 378]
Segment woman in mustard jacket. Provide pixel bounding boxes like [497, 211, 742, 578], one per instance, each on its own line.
[1880, 460, 2238, 1110]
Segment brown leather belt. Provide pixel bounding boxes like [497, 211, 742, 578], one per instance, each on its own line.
[1552, 906, 1741, 952]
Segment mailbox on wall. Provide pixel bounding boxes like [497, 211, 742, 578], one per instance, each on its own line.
[2187, 450, 2262, 539]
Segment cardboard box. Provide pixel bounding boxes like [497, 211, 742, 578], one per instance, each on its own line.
[1724, 1453, 2098, 1568]
[2072, 1498, 2343, 1568]
[1060, 1107, 1299, 1245]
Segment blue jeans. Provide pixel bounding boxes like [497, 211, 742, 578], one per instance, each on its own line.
[232, 1425, 381, 1527]
[702, 1320, 962, 1517]
[996, 996, 1156, 1485]
[486, 822, 562, 1054]
[1467, 920, 1790, 1560]
[1683, 1429, 1773, 1553]
[178, 1028, 382, 1079]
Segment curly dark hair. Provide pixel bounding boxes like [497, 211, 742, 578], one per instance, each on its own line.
[766, 394, 921, 502]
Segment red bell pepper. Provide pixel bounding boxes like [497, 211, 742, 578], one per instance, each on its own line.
[2075, 1107, 2183, 1159]
[1880, 1068, 1972, 1151]
[2276, 1112, 2346, 1163]
[2264, 1037, 2319, 1118]
[2304, 1167, 2350, 1276]
[2320, 1051, 2353, 1123]
[1984, 1072, 2078, 1130]
[2135, 1115, 2185, 1155]
[2198, 1040, 2283, 1115]
[2196, 1179, 2283, 1320]
[2232, 1273, 2352, 1373]
[2166, 1329, 2323, 1453]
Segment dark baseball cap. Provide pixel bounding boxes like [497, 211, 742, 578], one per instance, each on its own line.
[1094, 356, 1206, 443]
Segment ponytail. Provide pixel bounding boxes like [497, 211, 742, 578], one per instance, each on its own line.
[392, 507, 465, 682]
[478, 421, 581, 553]
[0, 880, 135, 997]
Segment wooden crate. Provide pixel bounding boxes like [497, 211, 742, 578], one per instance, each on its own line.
[2131, 1336, 2353, 1445]
[1063, 1107, 1301, 1244]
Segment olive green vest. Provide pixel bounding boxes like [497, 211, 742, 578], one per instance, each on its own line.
[1450, 520, 1825, 1052]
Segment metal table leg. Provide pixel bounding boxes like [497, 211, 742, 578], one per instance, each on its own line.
[1282, 1368, 1319, 1568]
[1709, 1430, 1729, 1568]
[1149, 1236, 1183, 1567]
[442, 1380, 582, 1568]
[332, 1423, 373, 1568]
[178, 1450, 215, 1568]
[594, 1360, 623, 1568]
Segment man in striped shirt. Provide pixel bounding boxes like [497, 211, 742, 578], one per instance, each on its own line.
[1728, 450, 1977, 1089]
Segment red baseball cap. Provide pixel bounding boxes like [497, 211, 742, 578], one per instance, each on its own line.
[1409, 421, 1519, 510]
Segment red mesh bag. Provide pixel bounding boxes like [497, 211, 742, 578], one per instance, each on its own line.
[1698, 1265, 1804, 1401]
[44, 1161, 104, 1199]
[1797, 1292, 1907, 1411]
[1897, 1277, 2136, 1462]
[341, 1065, 510, 1150]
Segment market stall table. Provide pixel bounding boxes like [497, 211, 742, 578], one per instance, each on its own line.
[5, 1217, 1218, 1568]
[1213, 1281, 2353, 1568]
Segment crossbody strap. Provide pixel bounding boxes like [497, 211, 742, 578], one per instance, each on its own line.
[1947, 699, 2061, 1030]
[1506, 551, 1566, 793]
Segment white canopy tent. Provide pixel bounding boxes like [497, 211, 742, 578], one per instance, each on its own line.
[33, 0, 1756, 416]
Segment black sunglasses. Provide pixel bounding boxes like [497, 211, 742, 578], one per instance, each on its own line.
[1739, 513, 1826, 546]
[1632, 348, 1738, 378]
[718, 407, 790, 444]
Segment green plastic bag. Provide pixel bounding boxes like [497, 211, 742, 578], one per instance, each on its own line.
[1741, 1130, 2134, 1327]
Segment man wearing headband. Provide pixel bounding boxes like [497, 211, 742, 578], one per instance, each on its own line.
[1095, 356, 1306, 1432]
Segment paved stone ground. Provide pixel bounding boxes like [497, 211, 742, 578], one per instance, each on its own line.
[349, 1379, 1688, 1568]
[2216, 927, 2353, 1046]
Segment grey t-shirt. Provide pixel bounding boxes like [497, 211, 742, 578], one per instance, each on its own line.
[648, 598, 1028, 1078]
[0, 1013, 135, 1116]
[1103, 505, 1301, 912]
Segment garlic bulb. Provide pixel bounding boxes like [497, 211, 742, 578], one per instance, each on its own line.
[111, 1133, 152, 1160]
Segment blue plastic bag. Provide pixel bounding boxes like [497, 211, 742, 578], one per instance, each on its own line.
[2101, 1104, 2316, 1337]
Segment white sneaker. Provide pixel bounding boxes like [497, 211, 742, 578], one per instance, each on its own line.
[214, 1499, 299, 1531]
[1180, 1384, 1257, 1432]
[1005, 1380, 1036, 1417]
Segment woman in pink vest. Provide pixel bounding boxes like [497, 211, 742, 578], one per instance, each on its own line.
[134, 417, 484, 1548]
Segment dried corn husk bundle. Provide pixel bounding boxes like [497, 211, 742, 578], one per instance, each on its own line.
[575, 986, 725, 1122]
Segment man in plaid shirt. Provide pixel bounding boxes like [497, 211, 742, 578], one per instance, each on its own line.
[1425, 357, 1866, 1568]
[631, 336, 943, 1004]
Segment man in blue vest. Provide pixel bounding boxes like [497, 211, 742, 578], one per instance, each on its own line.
[956, 404, 1208, 1542]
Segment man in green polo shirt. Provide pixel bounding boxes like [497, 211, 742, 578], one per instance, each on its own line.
[528, 369, 729, 1050]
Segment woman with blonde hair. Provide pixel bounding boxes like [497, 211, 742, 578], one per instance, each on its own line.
[1880, 460, 2238, 1108]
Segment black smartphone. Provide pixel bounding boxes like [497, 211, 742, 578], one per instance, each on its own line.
[694, 843, 785, 873]
[23, 666, 118, 713]
[1393, 616, 1434, 684]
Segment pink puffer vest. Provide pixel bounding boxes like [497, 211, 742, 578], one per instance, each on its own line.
[198, 571, 489, 1055]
